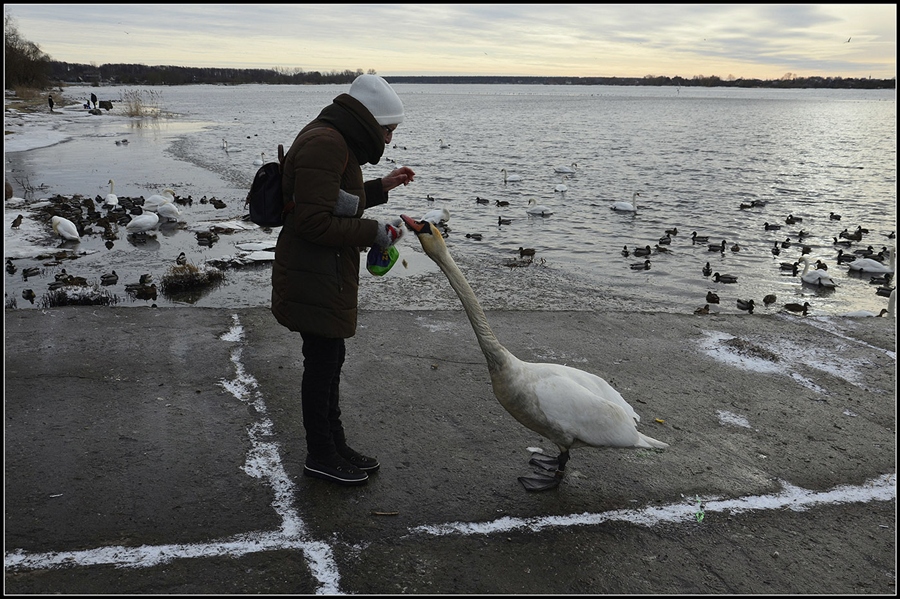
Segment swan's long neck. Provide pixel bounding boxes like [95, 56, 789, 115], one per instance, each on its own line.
[430, 248, 510, 372]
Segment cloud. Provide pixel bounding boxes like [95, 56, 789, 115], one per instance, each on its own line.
[6, 4, 896, 78]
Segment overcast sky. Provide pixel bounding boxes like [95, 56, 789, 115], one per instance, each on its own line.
[6, 4, 896, 79]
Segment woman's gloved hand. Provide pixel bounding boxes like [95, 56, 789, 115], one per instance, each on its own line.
[374, 218, 404, 247]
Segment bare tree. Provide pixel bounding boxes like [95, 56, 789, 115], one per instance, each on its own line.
[4, 13, 52, 88]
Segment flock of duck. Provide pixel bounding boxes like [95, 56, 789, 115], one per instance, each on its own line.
[26, 182, 230, 246]
[8, 181, 236, 307]
[443, 164, 896, 318]
[614, 209, 896, 317]
[10, 255, 161, 305]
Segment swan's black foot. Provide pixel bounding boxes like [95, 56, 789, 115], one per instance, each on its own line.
[519, 450, 569, 491]
[529, 453, 559, 471]
[518, 471, 562, 492]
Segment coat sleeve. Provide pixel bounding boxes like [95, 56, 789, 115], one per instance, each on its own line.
[364, 179, 387, 209]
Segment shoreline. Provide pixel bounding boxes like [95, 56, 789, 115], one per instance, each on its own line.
[5, 89, 897, 317]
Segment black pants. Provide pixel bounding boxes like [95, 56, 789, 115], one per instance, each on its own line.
[300, 332, 347, 458]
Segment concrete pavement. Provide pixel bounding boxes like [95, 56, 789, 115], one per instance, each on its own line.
[4, 306, 896, 594]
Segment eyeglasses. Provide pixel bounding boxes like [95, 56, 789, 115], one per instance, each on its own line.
[382, 125, 397, 136]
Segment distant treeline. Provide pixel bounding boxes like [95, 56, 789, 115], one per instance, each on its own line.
[50, 61, 895, 90]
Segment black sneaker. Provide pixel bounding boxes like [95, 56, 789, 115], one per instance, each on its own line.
[304, 454, 368, 486]
[337, 446, 380, 473]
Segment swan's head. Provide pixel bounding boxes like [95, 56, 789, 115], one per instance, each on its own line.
[401, 214, 447, 257]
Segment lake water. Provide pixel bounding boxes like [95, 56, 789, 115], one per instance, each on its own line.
[4, 83, 896, 316]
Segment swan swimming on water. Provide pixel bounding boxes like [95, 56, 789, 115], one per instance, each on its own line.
[422, 207, 450, 225]
[400, 213, 668, 491]
[526, 198, 554, 216]
[554, 162, 577, 174]
[611, 192, 640, 212]
[847, 246, 895, 274]
[554, 176, 569, 193]
[501, 168, 523, 183]
[798, 257, 837, 288]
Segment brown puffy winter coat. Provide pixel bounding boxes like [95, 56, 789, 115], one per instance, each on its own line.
[271, 94, 389, 338]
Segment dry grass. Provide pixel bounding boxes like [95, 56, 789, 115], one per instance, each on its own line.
[6, 86, 55, 113]
[160, 263, 226, 294]
[118, 88, 163, 117]
[38, 286, 120, 309]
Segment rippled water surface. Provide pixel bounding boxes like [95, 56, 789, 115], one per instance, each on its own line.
[5, 84, 896, 315]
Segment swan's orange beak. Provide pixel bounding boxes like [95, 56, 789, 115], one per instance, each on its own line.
[401, 214, 430, 235]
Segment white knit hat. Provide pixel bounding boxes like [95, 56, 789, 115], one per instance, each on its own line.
[348, 74, 404, 126]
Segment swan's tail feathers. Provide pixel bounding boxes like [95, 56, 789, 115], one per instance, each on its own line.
[637, 433, 669, 449]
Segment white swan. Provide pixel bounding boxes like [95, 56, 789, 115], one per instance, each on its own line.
[401, 214, 668, 491]
[798, 257, 837, 288]
[51, 216, 80, 241]
[611, 192, 640, 212]
[422, 207, 450, 225]
[847, 246, 894, 274]
[104, 179, 119, 208]
[253, 152, 266, 167]
[439, 138, 451, 149]
[125, 212, 160, 235]
[554, 162, 577, 174]
[143, 188, 176, 212]
[526, 198, 554, 216]
[157, 201, 181, 222]
[501, 168, 523, 183]
[554, 175, 568, 193]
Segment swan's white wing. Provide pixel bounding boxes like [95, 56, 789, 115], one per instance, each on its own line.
[526, 204, 553, 215]
[126, 213, 159, 232]
[498, 361, 652, 449]
[530, 372, 646, 448]
[848, 258, 893, 273]
[143, 193, 173, 212]
[537, 362, 639, 420]
[158, 202, 180, 219]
